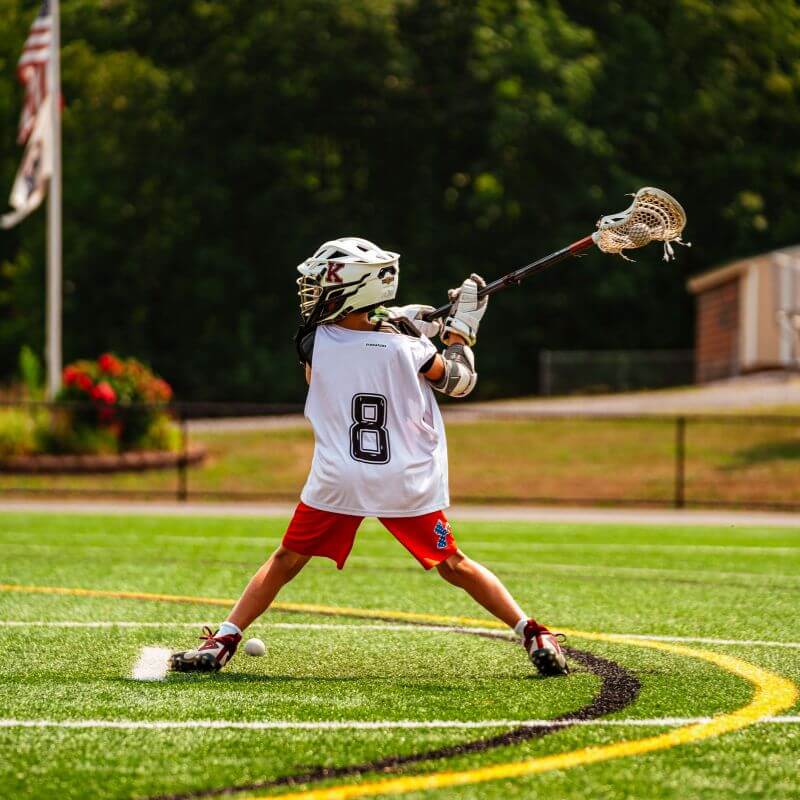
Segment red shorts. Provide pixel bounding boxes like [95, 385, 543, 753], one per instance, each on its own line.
[282, 502, 457, 570]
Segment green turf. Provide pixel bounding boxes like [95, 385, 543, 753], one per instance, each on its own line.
[0, 511, 798, 799]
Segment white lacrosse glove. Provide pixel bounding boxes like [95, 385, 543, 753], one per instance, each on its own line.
[385, 304, 443, 339]
[443, 274, 487, 346]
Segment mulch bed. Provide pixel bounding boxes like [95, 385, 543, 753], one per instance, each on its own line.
[0, 446, 206, 474]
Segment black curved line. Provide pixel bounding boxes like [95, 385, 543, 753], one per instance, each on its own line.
[149, 633, 639, 800]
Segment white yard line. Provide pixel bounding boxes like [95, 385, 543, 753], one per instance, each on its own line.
[9, 536, 799, 557]
[1, 716, 798, 731]
[0, 621, 489, 633]
[458, 541, 800, 555]
[0, 621, 207, 628]
[3, 620, 800, 650]
[6, 529, 797, 554]
[2, 500, 800, 528]
[347, 554, 800, 586]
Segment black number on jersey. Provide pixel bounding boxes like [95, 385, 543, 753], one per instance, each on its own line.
[350, 393, 390, 464]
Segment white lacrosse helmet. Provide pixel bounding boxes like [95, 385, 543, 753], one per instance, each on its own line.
[296, 237, 400, 325]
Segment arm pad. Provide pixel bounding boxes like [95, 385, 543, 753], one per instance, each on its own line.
[430, 343, 477, 397]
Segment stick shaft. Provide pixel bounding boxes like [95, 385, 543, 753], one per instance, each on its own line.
[422, 234, 595, 322]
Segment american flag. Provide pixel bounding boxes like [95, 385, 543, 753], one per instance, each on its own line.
[16, 0, 52, 145]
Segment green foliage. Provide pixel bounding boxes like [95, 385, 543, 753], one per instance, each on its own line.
[0, 407, 34, 456]
[137, 413, 180, 452]
[1, 0, 799, 399]
[53, 353, 173, 452]
[17, 345, 42, 399]
[37, 410, 119, 455]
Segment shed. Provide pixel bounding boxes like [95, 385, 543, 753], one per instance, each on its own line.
[687, 246, 800, 382]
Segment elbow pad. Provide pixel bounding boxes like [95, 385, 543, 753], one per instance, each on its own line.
[431, 343, 477, 397]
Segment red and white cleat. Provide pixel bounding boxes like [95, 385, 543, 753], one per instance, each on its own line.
[169, 626, 241, 673]
[523, 621, 569, 677]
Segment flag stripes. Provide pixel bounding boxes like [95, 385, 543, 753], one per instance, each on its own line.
[16, 0, 52, 145]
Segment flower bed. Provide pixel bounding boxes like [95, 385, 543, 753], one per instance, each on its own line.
[52, 353, 175, 453]
[0, 354, 205, 473]
[0, 446, 206, 474]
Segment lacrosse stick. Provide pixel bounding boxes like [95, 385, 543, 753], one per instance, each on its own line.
[422, 187, 688, 322]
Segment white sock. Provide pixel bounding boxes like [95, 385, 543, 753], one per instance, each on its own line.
[513, 618, 528, 638]
[218, 621, 242, 637]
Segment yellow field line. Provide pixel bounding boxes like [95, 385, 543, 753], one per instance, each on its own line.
[0, 583, 234, 607]
[244, 640, 797, 800]
[2, 583, 797, 800]
[0, 584, 509, 627]
[0, 584, 518, 632]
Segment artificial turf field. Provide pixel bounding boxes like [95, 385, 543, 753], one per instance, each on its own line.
[1, 512, 799, 799]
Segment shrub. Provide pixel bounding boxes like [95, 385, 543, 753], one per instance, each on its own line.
[0, 409, 36, 457]
[18, 346, 44, 400]
[138, 414, 181, 452]
[37, 412, 119, 455]
[51, 354, 175, 454]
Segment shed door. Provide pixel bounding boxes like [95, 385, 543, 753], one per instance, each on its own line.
[695, 278, 739, 382]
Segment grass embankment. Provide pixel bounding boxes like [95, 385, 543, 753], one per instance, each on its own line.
[1, 418, 799, 507]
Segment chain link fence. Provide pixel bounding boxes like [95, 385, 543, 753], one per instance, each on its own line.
[1, 401, 799, 510]
[539, 350, 695, 395]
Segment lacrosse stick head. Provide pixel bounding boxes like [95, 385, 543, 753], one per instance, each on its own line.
[592, 187, 689, 261]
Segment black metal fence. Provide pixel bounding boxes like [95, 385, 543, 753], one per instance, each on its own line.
[440, 409, 800, 511]
[539, 350, 695, 395]
[1, 401, 800, 511]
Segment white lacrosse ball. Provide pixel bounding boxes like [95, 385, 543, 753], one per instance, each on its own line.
[244, 637, 266, 657]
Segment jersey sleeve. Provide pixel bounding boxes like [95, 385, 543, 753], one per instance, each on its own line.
[409, 335, 437, 373]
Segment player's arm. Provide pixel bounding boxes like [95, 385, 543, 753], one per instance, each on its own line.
[423, 274, 487, 398]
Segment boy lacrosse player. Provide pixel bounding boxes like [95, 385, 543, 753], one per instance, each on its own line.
[170, 237, 567, 677]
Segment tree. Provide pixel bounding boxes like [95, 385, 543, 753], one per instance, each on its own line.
[1, 0, 799, 400]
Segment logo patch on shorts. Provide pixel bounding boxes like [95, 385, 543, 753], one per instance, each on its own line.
[434, 520, 451, 550]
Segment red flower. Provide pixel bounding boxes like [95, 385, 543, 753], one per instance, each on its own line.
[70, 367, 93, 392]
[98, 353, 123, 376]
[90, 381, 116, 404]
[154, 379, 173, 401]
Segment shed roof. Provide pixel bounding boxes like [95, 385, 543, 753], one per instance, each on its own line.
[687, 245, 800, 295]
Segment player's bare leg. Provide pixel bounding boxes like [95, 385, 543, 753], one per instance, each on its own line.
[170, 546, 309, 672]
[227, 546, 311, 630]
[436, 550, 524, 627]
[437, 549, 568, 676]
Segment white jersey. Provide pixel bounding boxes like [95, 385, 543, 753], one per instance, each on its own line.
[301, 324, 449, 517]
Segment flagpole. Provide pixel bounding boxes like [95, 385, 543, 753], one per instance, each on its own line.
[46, 0, 62, 398]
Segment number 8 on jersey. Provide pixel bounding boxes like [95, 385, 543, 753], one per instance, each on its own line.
[350, 393, 391, 464]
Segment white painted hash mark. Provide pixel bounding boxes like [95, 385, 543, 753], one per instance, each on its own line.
[0, 717, 799, 731]
[131, 646, 171, 681]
